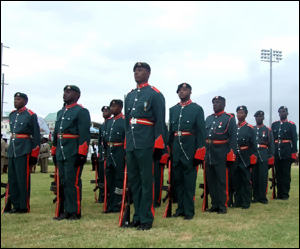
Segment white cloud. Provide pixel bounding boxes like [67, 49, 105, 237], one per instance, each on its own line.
[150, 1, 199, 30]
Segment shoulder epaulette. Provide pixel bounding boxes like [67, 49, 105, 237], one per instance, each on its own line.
[247, 123, 254, 129]
[78, 104, 84, 108]
[288, 121, 295, 125]
[266, 126, 272, 131]
[27, 109, 35, 116]
[272, 120, 279, 124]
[151, 86, 160, 93]
[225, 112, 233, 117]
[11, 110, 16, 113]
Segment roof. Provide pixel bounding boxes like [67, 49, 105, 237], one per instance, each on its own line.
[44, 113, 57, 122]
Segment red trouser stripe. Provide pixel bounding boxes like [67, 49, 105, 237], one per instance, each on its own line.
[151, 162, 155, 219]
[75, 167, 81, 214]
[26, 154, 30, 212]
[225, 168, 229, 209]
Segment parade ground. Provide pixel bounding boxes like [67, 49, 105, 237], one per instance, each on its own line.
[1, 164, 299, 248]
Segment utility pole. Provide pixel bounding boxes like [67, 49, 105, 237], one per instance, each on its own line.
[1, 43, 10, 122]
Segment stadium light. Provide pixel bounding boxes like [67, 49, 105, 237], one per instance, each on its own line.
[261, 48, 283, 127]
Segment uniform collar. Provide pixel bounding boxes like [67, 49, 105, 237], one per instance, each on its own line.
[280, 119, 288, 124]
[179, 99, 192, 107]
[238, 121, 247, 128]
[65, 102, 78, 109]
[214, 111, 225, 116]
[114, 113, 123, 120]
[137, 82, 149, 89]
[17, 106, 27, 113]
[256, 124, 265, 128]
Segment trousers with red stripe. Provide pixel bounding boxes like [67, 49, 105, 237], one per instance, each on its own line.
[8, 154, 31, 212]
[126, 148, 155, 225]
[206, 162, 228, 211]
[57, 155, 83, 215]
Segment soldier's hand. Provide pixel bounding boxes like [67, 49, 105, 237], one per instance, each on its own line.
[153, 149, 162, 160]
[53, 155, 57, 166]
[193, 158, 202, 167]
[75, 154, 87, 167]
[29, 156, 37, 166]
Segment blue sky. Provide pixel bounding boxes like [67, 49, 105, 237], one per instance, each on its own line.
[1, 1, 299, 130]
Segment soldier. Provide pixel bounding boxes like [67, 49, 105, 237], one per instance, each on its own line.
[97, 106, 112, 203]
[233, 106, 257, 209]
[169, 83, 206, 220]
[104, 99, 126, 213]
[205, 96, 237, 214]
[271, 106, 298, 200]
[39, 137, 50, 173]
[252, 110, 274, 204]
[124, 62, 166, 230]
[5, 92, 40, 213]
[51, 85, 91, 220]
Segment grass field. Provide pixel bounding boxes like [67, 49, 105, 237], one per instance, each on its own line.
[1, 164, 299, 248]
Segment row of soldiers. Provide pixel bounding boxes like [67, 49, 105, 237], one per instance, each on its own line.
[2, 62, 298, 231]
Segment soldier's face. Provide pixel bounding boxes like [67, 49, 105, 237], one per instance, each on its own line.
[178, 87, 191, 100]
[14, 97, 27, 110]
[255, 115, 264, 125]
[63, 90, 80, 104]
[134, 67, 150, 84]
[102, 110, 111, 119]
[237, 110, 247, 122]
[110, 104, 122, 116]
[278, 109, 288, 120]
[213, 100, 225, 113]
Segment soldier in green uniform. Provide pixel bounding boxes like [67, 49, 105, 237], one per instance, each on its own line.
[271, 106, 298, 200]
[168, 83, 206, 220]
[51, 85, 91, 220]
[205, 96, 237, 214]
[252, 110, 274, 204]
[97, 106, 112, 203]
[124, 62, 166, 230]
[233, 106, 257, 209]
[104, 99, 126, 213]
[5, 92, 40, 213]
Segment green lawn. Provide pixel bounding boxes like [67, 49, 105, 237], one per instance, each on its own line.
[1, 164, 299, 248]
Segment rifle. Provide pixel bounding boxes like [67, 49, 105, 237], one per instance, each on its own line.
[269, 165, 277, 200]
[163, 157, 174, 218]
[119, 164, 132, 227]
[91, 164, 99, 203]
[199, 161, 209, 212]
[1, 182, 12, 214]
[50, 166, 64, 218]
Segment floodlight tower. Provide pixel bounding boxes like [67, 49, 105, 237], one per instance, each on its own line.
[261, 49, 282, 127]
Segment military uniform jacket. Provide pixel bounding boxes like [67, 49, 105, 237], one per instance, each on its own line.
[271, 119, 298, 160]
[7, 107, 40, 158]
[254, 125, 274, 162]
[52, 103, 91, 160]
[125, 83, 166, 151]
[169, 100, 206, 163]
[236, 121, 257, 167]
[205, 111, 237, 165]
[39, 143, 51, 159]
[105, 113, 126, 166]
